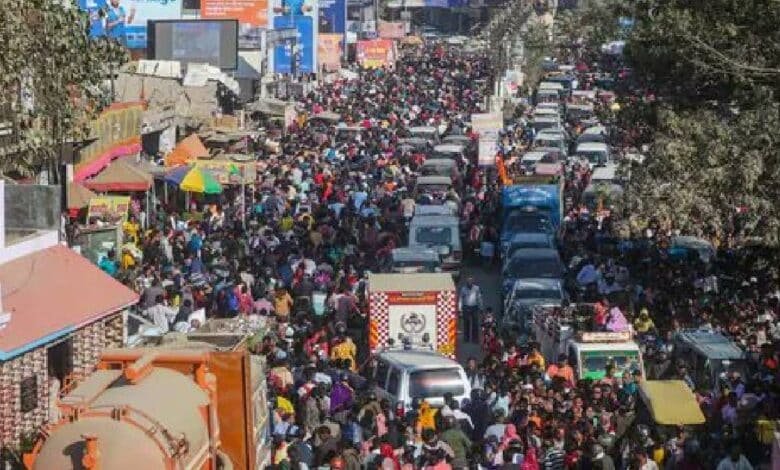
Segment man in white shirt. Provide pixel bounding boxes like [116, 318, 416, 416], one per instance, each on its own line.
[459, 277, 483, 343]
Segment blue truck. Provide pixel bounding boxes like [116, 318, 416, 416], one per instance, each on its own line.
[500, 176, 564, 253]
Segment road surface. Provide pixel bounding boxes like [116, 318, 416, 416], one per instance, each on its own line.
[456, 260, 501, 363]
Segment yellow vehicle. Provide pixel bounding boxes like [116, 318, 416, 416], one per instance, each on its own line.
[639, 380, 705, 426]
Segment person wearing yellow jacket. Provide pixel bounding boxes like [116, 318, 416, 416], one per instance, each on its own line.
[416, 400, 438, 440]
[331, 334, 357, 372]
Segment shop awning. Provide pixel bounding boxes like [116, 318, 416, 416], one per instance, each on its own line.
[164, 134, 209, 167]
[0, 245, 138, 360]
[66, 182, 97, 209]
[83, 159, 153, 192]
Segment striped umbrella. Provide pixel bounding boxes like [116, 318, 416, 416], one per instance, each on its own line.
[164, 165, 222, 194]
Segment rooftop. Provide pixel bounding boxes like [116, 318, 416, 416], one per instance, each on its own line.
[0, 245, 139, 360]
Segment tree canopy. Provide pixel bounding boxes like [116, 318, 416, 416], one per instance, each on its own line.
[0, 0, 127, 176]
[607, 0, 780, 248]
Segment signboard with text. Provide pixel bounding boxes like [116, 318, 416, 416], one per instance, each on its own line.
[201, 0, 269, 27]
[356, 39, 396, 69]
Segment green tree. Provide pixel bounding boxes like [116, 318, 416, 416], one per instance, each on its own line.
[0, 0, 128, 176]
[616, 0, 780, 248]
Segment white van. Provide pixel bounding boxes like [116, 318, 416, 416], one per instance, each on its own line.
[372, 349, 471, 411]
[409, 214, 461, 277]
[575, 142, 611, 166]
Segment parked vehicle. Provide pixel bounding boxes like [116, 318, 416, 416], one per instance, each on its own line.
[389, 248, 442, 274]
[503, 278, 566, 329]
[574, 142, 611, 166]
[502, 247, 565, 294]
[408, 215, 462, 277]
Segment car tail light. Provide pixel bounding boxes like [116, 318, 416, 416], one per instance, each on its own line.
[395, 401, 405, 420]
[453, 250, 462, 261]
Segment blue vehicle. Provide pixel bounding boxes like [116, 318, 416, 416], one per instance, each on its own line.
[500, 177, 564, 252]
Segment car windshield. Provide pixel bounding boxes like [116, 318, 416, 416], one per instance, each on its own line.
[418, 184, 449, 193]
[504, 256, 562, 278]
[534, 121, 560, 131]
[415, 227, 452, 244]
[513, 288, 561, 299]
[505, 213, 551, 233]
[432, 151, 459, 160]
[580, 350, 641, 379]
[578, 151, 607, 164]
[408, 369, 465, 398]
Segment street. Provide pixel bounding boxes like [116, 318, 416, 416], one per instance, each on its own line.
[456, 260, 501, 362]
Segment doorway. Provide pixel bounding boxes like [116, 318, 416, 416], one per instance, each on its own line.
[47, 337, 73, 383]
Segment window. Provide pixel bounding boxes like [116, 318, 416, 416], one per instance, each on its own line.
[415, 227, 452, 245]
[386, 368, 401, 396]
[20, 376, 38, 413]
[408, 369, 465, 399]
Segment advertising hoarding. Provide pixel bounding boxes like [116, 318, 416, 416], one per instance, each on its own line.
[378, 21, 405, 39]
[269, 0, 318, 73]
[471, 112, 503, 136]
[318, 0, 346, 34]
[318, 34, 343, 71]
[478, 138, 498, 167]
[356, 39, 396, 69]
[79, 0, 183, 49]
[201, 0, 269, 27]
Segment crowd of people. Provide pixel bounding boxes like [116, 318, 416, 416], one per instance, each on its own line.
[93, 33, 780, 470]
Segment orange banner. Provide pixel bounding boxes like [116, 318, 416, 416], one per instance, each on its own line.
[201, 0, 268, 27]
[356, 39, 396, 69]
[378, 21, 405, 39]
[318, 34, 343, 71]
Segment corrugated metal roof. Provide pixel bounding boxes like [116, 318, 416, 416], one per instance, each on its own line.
[0, 245, 139, 360]
[368, 273, 454, 292]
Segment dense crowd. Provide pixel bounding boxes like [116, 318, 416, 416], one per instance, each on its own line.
[96, 37, 780, 470]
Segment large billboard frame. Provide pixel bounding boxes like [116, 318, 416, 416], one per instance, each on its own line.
[147, 19, 240, 70]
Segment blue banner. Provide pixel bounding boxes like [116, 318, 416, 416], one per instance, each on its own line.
[318, 0, 346, 34]
[78, 0, 182, 49]
[273, 15, 315, 73]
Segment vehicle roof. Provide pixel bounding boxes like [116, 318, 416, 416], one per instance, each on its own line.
[573, 341, 641, 352]
[399, 137, 428, 144]
[511, 278, 563, 290]
[377, 349, 463, 370]
[408, 126, 438, 133]
[534, 107, 560, 115]
[433, 143, 465, 153]
[416, 175, 453, 185]
[414, 205, 456, 216]
[509, 232, 554, 243]
[508, 248, 561, 260]
[581, 125, 607, 136]
[539, 81, 564, 90]
[536, 102, 560, 109]
[391, 248, 439, 261]
[521, 151, 548, 162]
[591, 165, 618, 181]
[534, 116, 561, 123]
[674, 329, 744, 359]
[572, 90, 597, 98]
[368, 272, 454, 292]
[576, 142, 609, 152]
[410, 214, 459, 226]
[567, 104, 594, 111]
[442, 135, 470, 143]
[670, 236, 714, 249]
[535, 130, 566, 139]
[640, 380, 706, 425]
[421, 158, 457, 167]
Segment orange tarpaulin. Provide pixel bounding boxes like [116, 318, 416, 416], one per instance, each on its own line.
[165, 134, 209, 167]
[497, 154, 510, 185]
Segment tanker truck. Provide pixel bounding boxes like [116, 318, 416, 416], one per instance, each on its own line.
[23, 341, 269, 470]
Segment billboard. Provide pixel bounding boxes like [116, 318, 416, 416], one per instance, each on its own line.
[318, 0, 346, 34]
[471, 112, 503, 137]
[478, 138, 498, 167]
[79, 0, 183, 49]
[147, 20, 239, 69]
[378, 21, 405, 39]
[269, 0, 318, 73]
[201, 0, 269, 27]
[356, 39, 395, 69]
[318, 34, 343, 71]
